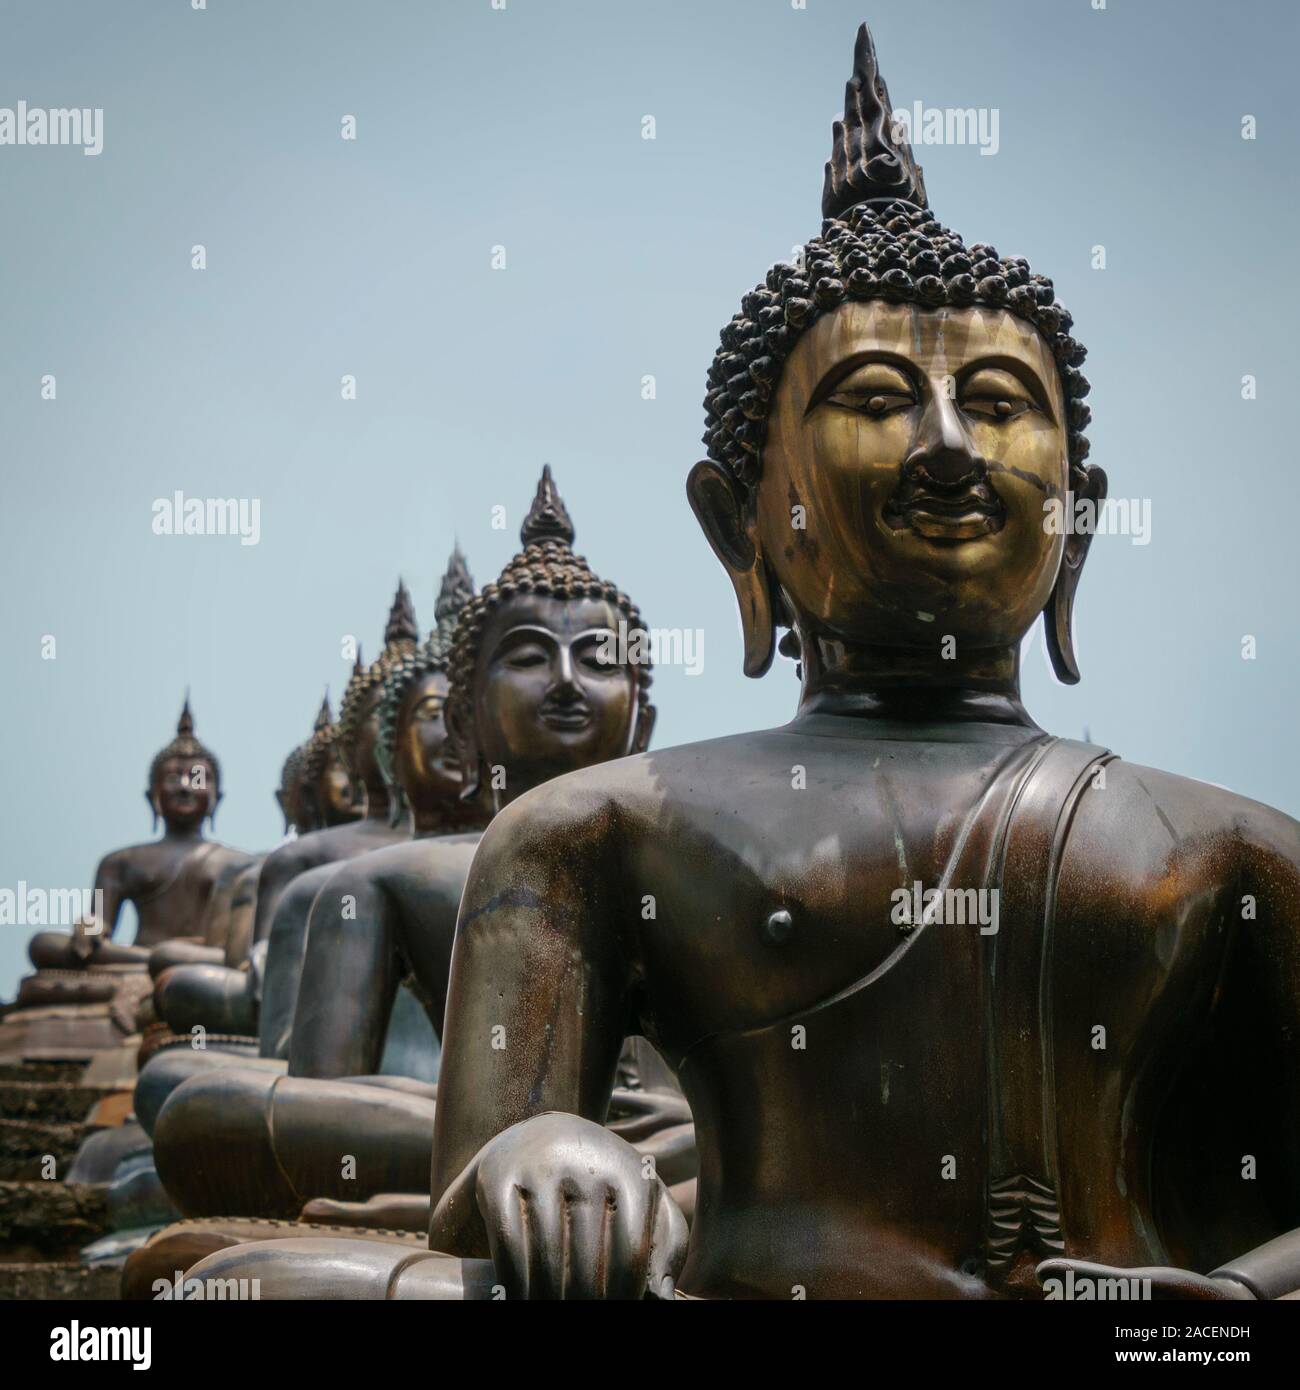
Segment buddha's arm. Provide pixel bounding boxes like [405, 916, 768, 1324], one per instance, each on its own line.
[1040, 807, 1300, 1299]
[249, 842, 307, 946]
[76, 854, 126, 947]
[286, 862, 401, 1079]
[431, 789, 686, 1284]
[1237, 810, 1300, 1241]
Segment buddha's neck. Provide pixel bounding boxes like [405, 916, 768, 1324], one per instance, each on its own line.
[363, 781, 391, 823]
[795, 632, 1038, 729]
[161, 824, 205, 842]
[411, 801, 487, 838]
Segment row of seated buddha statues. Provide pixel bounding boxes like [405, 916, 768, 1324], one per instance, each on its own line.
[65, 584, 463, 1232]
[114, 22, 1300, 1301]
[120, 467, 697, 1289]
[145, 580, 425, 1050]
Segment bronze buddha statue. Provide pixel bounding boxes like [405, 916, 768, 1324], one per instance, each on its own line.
[140, 741, 317, 983]
[23, 699, 234, 976]
[134, 474, 687, 1241]
[185, 23, 1300, 1301]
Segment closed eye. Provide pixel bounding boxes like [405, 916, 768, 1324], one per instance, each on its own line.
[959, 366, 1043, 423]
[503, 647, 548, 669]
[810, 359, 918, 419]
[826, 388, 916, 418]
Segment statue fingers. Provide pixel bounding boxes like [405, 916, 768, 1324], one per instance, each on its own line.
[600, 1173, 659, 1301]
[557, 1186, 627, 1300]
[477, 1173, 535, 1300]
[517, 1181, 573, 1299]
[646, 1183, 689, 1300]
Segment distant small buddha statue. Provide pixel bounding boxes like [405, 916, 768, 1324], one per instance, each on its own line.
[25, 699, 239, 978]
[142, 472, 687, 1231]
[137, 737, 320, 1040]
[186, 23, 1300, 1301]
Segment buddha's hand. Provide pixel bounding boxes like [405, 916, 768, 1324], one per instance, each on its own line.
[471, 1112, 689, 1300]
[606, 1086, 693, 1142]
[68, 922, 99, 962]
[1037, 1258, 1254, 1301]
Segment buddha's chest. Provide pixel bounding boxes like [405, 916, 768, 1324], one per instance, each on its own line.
[634, 751, 1227, 1066]
[631, 751, 1003, 1043]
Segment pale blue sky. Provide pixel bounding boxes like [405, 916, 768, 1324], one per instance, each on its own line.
[2, 0, 1297, 994]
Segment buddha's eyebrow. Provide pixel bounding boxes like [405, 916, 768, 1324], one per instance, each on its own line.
[805, 351, 919, 415]
[956, 354, 1057, 422]
[494, 625, 561, 647]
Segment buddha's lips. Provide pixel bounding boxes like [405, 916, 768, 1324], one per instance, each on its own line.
[885, 480, 1005, 540]
[538, 703, 593, 731]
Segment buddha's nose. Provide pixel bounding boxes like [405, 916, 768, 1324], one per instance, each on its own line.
[550, 646, 579, 696]
[905, 393, 986, 488]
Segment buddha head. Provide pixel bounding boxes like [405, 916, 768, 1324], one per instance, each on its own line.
[376, 545, 482, 830]
[275, 741, 319, 836]
[336, 580, 421, 812]
[689, 23, 1102, 687]
[299, 695, 362, 829]
[147, 697, 221, 834]
[447, 467, 656, 807]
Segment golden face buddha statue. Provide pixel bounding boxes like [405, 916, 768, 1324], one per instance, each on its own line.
[691, 22, 1100, 688]
[446, 466, 656, 806]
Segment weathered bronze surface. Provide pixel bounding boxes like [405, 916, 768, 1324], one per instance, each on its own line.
[186, 24, 1300, 1300]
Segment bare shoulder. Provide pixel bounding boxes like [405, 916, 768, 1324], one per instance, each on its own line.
[1084, 756, 1300, 872]
[261, 835, 309, 878]
[356, 832, 485, 894]
[279, 858, 343, 908]
[195, 843, 247, 883]
[483, 729, 791, 852]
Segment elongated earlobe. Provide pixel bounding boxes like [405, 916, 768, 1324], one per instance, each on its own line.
[145, 790, 158, 833]
[632, 702, 657, 754]
[1045, 465, 1108, 684]
[687, 460, 777, 678]
[445, 699, 482, 804]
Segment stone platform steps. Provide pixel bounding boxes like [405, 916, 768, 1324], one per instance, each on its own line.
[0, 1117, 87, 1181]
[0, 1061, 84, 1085]
[0, 1059, 126, 1300]
[0, 1080, 115, 1124]
[0, 1263, 120, 1299]
[0, 1180, 111, 1254]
